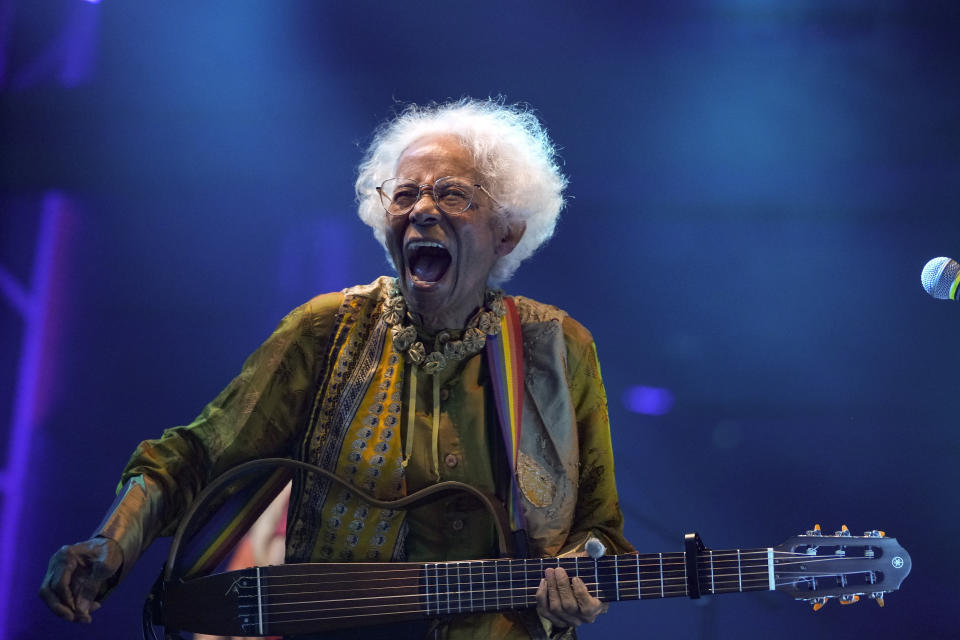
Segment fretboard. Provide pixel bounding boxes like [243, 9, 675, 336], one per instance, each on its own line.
[418, 548, 775, 615]
[220, 548, 776, 635]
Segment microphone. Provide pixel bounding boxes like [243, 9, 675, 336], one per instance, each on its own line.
[922, 257, 960, 301]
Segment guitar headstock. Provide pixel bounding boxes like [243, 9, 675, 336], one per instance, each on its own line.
[774, 524, 911, 610]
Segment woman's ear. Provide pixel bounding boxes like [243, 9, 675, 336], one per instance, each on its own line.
[496, 220, 526, 257]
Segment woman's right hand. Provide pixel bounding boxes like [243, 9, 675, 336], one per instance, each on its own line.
[39, 536, 123, 623]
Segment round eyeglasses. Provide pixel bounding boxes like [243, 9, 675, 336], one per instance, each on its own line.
[376, 176, 500, 216]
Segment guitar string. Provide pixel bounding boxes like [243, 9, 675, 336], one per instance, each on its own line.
[228, 555, 874, 604]
[227, 575, 839, 629]
[228, 577, 775, 626]
[238, 577, 767, 609]
[236, 570, 715, 605]
[233, 561, 831, 602]
[231, 566, 785, 601]
[229, 549, 845, 584]
[239, 592, 725, 627]
[227, 565, 874, 622]
[235, 566, 864, 608]
[226, 552, 876, 592]
[226, 564, 881, 629]
[212, 553, 880, 628]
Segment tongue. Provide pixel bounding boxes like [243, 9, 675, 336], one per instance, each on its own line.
[410, 252, 451, 283]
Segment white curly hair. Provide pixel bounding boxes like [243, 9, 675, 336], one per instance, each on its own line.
[355, 98, 568, 285]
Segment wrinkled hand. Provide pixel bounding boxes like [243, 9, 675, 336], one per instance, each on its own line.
[536, 566, 608, 629]
[39, 537, 123, 623]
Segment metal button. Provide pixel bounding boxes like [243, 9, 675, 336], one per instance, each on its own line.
[451, 519, 464, 531]
[439, 388, 450, 401]
[444, 453, 459, 468]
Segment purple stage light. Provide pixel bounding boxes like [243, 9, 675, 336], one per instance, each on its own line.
[0, 193, 71, 640]
[623, 385, 675, 416]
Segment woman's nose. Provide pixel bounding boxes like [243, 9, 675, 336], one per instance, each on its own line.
[408, 190, 441, 225]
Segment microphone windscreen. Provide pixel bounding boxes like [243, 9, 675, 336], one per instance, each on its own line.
[584, 537, 607, 559]
[921, 257, 960, 300]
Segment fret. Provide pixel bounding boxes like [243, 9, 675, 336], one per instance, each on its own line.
[614, 554, 620, 601]
[532, 558, 540, 608]
[479, 560, 486, 612]
[634, 553, 641, 601]
[635, 552, 658, 600]
[424, 563, 431, 616]
[709, 550, 715, 595]
[494, 559, 503, 611]
[467, 561, 474, 612]
[255, 566, 264, 635]
[509, 558, 514, 609]
[659, 553, 664, 598]
[682, 552, 688, 597]
[629, 554, 640, 601]
[523, 559, 528, 609]
[522, 558, 532, 609]
[437, 562, 443, 614]
[488, 560, 496, 611]
[540, 557, 545, 607]
[593, 558, 600, 600]
[434, 562, 441, 615]
[467, 561, 473, 613]
[434, 562, 441, 614]
[445, 561, 452, 614]
[501, 561, 507, 610]
[737, 549, 743, 593]
[526, 557, 540, 609]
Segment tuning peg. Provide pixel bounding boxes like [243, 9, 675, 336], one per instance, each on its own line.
[839, 595, 861, 605]
[834, 524, 852, 537]
[870, 592, 886, 607]
[812, 597, 829, 612]
[806, 523, 823, 536]
[863, 530, 886, 538]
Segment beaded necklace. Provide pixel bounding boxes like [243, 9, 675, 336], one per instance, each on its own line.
[382, 281, 506, 375]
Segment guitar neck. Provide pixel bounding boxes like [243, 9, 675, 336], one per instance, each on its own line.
[194, 548, 776, 636]
[419, 548, 775, 612]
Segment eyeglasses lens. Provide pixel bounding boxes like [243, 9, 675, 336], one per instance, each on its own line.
[379, 177, 475, 215]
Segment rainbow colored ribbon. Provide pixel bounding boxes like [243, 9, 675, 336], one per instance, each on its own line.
[484, 296, 527, 533]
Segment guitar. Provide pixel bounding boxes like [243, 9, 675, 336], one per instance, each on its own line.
[155, 524, 911, 637]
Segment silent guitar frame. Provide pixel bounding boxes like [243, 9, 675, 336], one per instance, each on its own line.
[142, 459, 913, 638]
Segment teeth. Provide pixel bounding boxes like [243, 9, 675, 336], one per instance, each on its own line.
[406, 241, 447, 252]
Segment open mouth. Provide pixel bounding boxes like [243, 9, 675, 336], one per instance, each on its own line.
[406, 240, 452, 284]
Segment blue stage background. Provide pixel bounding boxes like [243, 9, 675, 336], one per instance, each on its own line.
[2, 2, 959, 638]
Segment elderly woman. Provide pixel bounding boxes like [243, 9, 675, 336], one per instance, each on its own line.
[40, 99, 632, 639]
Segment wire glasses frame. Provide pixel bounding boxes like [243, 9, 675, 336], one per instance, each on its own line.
[376, 176, 501, 216]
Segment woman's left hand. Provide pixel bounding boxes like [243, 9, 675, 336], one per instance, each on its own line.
[535, 566, 608, 629]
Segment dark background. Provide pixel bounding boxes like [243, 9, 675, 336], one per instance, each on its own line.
[2, 1, 959, 638]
